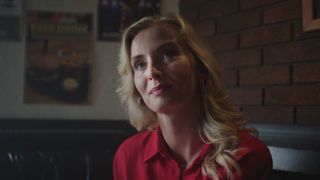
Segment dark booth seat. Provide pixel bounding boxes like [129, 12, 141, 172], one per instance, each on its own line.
[0, 119, 135, 180]
[0, 120, 320, 180]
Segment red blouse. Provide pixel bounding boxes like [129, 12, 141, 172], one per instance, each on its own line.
[113, 127, 272, 180]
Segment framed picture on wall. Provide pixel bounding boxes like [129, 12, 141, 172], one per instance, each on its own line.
[0, 0, 23, 41]
[24, 11, 94, 105]
[97, 0, 160, 41]
[302, 0, 320, 32]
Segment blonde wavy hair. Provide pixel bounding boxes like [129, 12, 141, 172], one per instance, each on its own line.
[117, 15, 250, 179]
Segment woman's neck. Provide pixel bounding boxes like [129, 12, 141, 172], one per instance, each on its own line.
[157, 107, 204, 169]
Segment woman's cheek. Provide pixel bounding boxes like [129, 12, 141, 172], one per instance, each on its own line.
[134, 75, 145, 94]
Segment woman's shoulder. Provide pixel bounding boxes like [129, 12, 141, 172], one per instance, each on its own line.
[114, 129, 154, 158]
[113, 129, 156, 179]
[236, 130, 271, 160]
[235, 130, 272, 167]
[238, 130, 269, 154]
[235, 130, 273, 179]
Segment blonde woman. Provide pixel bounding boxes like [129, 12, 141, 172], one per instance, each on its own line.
[113, 15, 272, 180]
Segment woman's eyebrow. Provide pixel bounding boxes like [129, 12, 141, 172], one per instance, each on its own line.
[131, 54, 144, 63]
[156, 41, 179, 51]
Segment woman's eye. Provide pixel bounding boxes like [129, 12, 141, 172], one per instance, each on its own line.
[134, 61, 146, 71]
[161, 49, 177, 62]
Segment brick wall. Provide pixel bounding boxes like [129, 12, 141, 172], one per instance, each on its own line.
[180, 0, 320, 125]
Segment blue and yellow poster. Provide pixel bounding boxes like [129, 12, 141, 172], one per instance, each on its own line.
[97, 0, 160, 41]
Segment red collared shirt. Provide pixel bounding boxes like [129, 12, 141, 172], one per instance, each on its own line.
[113, 127, 272, 180]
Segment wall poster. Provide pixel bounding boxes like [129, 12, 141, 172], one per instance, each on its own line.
[0, 0, 22, 41]
[97, 0, 160, 41]
[24, 11, 93, 105]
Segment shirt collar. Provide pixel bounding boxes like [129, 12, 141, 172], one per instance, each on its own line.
[143, 126, 167, 162]
[193, 142, 213, 164]
[143, 126, 214, 163]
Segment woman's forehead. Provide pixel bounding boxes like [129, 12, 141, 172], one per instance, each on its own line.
[130, 25, 181, 56]
[135, 24, 178, 43]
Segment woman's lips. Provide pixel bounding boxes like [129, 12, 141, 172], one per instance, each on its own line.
[149, 84, 170, 95]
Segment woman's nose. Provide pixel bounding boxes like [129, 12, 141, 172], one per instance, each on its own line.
[146, 63, 162, 81]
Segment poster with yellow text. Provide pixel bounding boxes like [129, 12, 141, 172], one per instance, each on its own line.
[24, 11, 93, 105]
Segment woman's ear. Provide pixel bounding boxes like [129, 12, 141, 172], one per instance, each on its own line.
[198, 73, 207, 80]
[197, 62, 208, 80]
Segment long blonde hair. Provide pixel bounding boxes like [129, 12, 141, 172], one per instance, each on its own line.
[117, 15, 248, 179]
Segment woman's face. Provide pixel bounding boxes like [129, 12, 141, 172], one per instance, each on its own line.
[130, 25, 199, 114]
